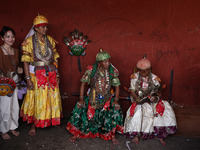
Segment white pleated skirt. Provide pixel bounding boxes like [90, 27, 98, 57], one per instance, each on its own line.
[124, 100, 177, 139]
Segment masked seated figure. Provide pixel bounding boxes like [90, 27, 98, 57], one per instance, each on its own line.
[66, 48, 123, 145]
[124, 56, 177, 145]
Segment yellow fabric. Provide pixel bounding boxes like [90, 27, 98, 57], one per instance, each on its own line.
[21, 35, 61, 126]
[33, 15, 48, 26]
[21, 35, 59, 62]
[21, 74, 62, 121]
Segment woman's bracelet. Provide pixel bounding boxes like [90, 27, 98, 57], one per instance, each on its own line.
[80, 96, 84, 98]
[25, 76, 31, 80]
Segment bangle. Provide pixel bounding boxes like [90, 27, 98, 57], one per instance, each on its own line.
[25, 76, 31, 80]
[114, 97, 119, 101]
[56, 73, 60, 78]
[115, 104, 120, 107]
[80, 96, 84, 98]
[77, 102, 84, 107]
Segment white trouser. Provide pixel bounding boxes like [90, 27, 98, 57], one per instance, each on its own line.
[0, 88, 19, 133]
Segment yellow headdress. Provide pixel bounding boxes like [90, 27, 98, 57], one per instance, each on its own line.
[33, 15, 48, 27]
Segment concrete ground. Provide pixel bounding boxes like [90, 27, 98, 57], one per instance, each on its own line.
[0, 118, 200, 150]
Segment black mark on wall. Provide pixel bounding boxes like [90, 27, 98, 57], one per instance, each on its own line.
[150, 22, 169, 42]
[155, 47, 179, 61]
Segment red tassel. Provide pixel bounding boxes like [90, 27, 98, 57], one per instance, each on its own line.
[103, 100, 110, 110]
[87, 103, 95, 119]
[156, 100, 165, 116]
[130, 102, 137, 117]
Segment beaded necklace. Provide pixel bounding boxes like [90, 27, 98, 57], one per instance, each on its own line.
[135, 72, 155, 98]
[96, 68, 110, 94]
[34, 33, 52, 61]
[89, 67, 111, 109]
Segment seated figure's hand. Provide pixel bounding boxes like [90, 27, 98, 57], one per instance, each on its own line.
[150, 96, 159, 103]
[112, 101, 120, 110]
[156, 91, 161, 97]
[77, 100, 85, 109]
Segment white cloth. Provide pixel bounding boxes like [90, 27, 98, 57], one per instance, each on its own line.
[124, 100, 177, 134]
[124, 72, 177, 137]
[25, 26, 35, 40]
[0, 88, 19, 133]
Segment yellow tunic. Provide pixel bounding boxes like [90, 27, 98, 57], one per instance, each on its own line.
[20, 35, 62, 128]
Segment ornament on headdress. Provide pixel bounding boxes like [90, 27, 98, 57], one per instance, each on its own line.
[136, 54, 151, 70]
[64, 29, 91, 72]
[96, 48, 111, 62]
[0, 77, 16, 97]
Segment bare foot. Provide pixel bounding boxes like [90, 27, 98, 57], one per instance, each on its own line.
[1, 133, 11, 140]
[132, 136, 139, 144]
[156, 137, 166, 145]
[11, 130, 19, 136]
[112, 137, 119, 145]
[69, 135, 78, 142]
[29, 124, 36, 135]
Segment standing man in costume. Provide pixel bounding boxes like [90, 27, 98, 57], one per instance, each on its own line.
[67, 48, 123, 145]
[124, 56, 177, 145]
[20, 15, 62, 135]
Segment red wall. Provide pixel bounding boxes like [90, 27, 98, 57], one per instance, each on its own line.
[1, 0, 200, 117]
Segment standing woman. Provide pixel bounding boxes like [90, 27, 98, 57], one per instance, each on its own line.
[0, 26, 23, 140]
[20, 15, 62, 135]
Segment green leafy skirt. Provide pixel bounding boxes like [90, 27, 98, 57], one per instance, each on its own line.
[66, 97, 124, 140]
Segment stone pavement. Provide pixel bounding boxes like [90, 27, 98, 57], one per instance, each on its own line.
[0, 118, 200, 150]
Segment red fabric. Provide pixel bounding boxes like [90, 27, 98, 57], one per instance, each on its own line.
[103, 100, 110, 110]
[87, 103, 95, 120]
[35, 70, 58, 90]
[66, 122, 124, 140]
[156, 100, 165, 116]
[35, 69, 47, 89]
[20, 110, 61, 128]
[130, 101, 137, 117]
[86, 65, 93, 71]
[48, 71, 58, 90]
[34, 23, 48, 28]
[66, 122, 99, 138]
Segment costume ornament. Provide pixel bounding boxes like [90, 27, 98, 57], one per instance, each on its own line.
[64, 29, 91, 56]
[63, 29, 91, 72]
[0, 77, 16, 97]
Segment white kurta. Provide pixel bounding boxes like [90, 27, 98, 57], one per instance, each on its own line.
[0, 88, 19, 133]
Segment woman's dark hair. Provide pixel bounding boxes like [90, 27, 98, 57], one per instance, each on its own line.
[0, 26, 15, 37]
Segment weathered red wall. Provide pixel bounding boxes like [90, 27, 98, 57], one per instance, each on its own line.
[1, 0, 200, 117]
